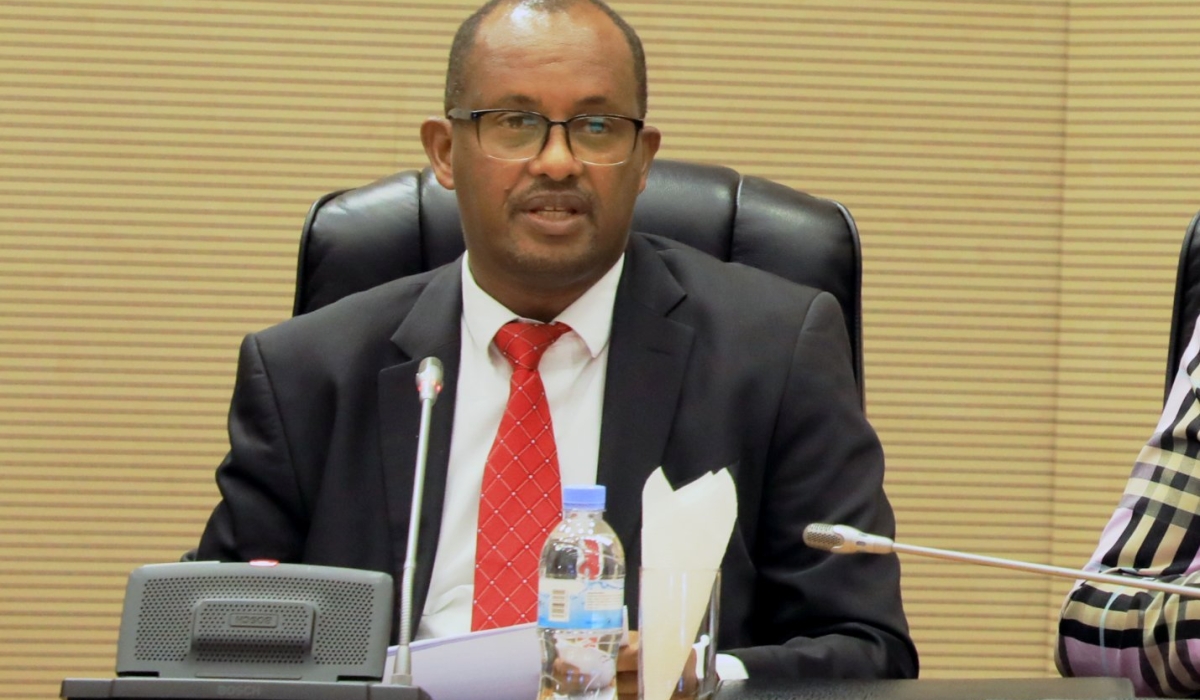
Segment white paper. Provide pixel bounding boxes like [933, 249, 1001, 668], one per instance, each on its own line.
[384, 623, 539, 700]
[640, 467, 737, 700]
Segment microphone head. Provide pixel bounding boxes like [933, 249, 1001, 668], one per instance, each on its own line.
[803, 523, 846, 552]
[415, 357, 444, 403]
[803, 523, 895, 555]
[417, 357, 443, 379]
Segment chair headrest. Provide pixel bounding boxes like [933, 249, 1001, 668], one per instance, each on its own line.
[297, 158, 863, 399]
[1167, 210, 1200, 401]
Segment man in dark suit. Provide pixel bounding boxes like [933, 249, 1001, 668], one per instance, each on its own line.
[197, 0, 917, 684]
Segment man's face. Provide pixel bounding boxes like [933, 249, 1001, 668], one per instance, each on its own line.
[423, 4, 660, 314]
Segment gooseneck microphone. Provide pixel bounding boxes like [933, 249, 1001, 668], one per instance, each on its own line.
[392, 357, 444, 686]
[803, 523, 1200, 599]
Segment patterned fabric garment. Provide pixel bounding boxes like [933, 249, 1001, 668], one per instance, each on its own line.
[472, 320, 571, 631]
[1057, 318, 1200, 697]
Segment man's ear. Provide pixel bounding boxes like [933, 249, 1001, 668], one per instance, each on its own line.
[635, 126, 662, 193]
[421, 117, 456, 190]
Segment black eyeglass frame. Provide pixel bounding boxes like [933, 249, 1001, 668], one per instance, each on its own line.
[446, 107, 646, 165]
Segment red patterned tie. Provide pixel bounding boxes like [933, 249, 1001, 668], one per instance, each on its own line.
[472, 320, 572, 630]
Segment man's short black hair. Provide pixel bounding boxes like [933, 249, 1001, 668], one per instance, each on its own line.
[444, 0, 648, 117]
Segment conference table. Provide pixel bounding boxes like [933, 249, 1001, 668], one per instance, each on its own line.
[62, 675, 1136, 700]
[714, 676, 1135, 700]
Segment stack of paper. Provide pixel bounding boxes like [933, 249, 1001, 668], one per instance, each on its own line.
[384, 623, 539, 700]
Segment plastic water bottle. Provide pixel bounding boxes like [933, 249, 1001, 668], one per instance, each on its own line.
[537, 484, 625, 700]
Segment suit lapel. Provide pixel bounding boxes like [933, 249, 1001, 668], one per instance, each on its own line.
[377, 261, 463, 632]
[374, 241, 694, 629]
[597, 236, 694, 568]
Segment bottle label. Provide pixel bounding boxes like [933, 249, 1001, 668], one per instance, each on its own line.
[537, 577, 624, 630]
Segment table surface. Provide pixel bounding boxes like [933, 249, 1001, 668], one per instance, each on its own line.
[715, 676, 1136, 700]
[63, 675, 1137, 700]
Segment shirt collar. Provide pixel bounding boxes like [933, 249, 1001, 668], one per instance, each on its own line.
[461, 251, 624, 359]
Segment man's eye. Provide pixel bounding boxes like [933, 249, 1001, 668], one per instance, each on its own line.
[496, 113, 541, 130]
[578, 118, 612, 135]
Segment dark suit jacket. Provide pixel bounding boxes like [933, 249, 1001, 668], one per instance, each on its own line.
[197, 232, 918, 680]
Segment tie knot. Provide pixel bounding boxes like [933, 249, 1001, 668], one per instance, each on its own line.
[495, 321, 571, 371]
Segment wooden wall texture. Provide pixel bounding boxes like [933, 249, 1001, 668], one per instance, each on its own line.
[3, 1, 1199, 696]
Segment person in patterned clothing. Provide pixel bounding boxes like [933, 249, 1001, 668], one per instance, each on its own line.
[1059, 317, 1200, 696]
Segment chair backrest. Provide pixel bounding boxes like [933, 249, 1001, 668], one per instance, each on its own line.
[1166, 210, 1200, 401]
[297, 158, 865, 402]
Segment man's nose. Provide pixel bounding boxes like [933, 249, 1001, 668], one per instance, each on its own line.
[528, 124, 585, 180]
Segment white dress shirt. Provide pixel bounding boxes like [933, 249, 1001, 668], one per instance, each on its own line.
[415, 252, 621, 640]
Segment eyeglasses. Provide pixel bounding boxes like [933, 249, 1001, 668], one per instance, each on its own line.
[447, 108, 645, 166]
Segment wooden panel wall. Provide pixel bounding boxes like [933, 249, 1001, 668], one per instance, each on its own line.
[2, 1, 1198, 697]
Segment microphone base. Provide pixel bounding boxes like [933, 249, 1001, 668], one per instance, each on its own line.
[61, 677, 431, 700]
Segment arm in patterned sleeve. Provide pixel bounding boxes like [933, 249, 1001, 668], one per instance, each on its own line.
[1057, 320, 1200, 697]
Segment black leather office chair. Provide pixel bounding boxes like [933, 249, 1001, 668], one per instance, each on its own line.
[1165, 210, 1200, 401]
[296, 158, 865, 402]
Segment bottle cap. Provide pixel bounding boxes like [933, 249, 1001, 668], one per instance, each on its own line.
[563, 484, 606, 510]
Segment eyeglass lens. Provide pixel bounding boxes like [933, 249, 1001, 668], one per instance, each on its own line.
[476, 111, 637, 165]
